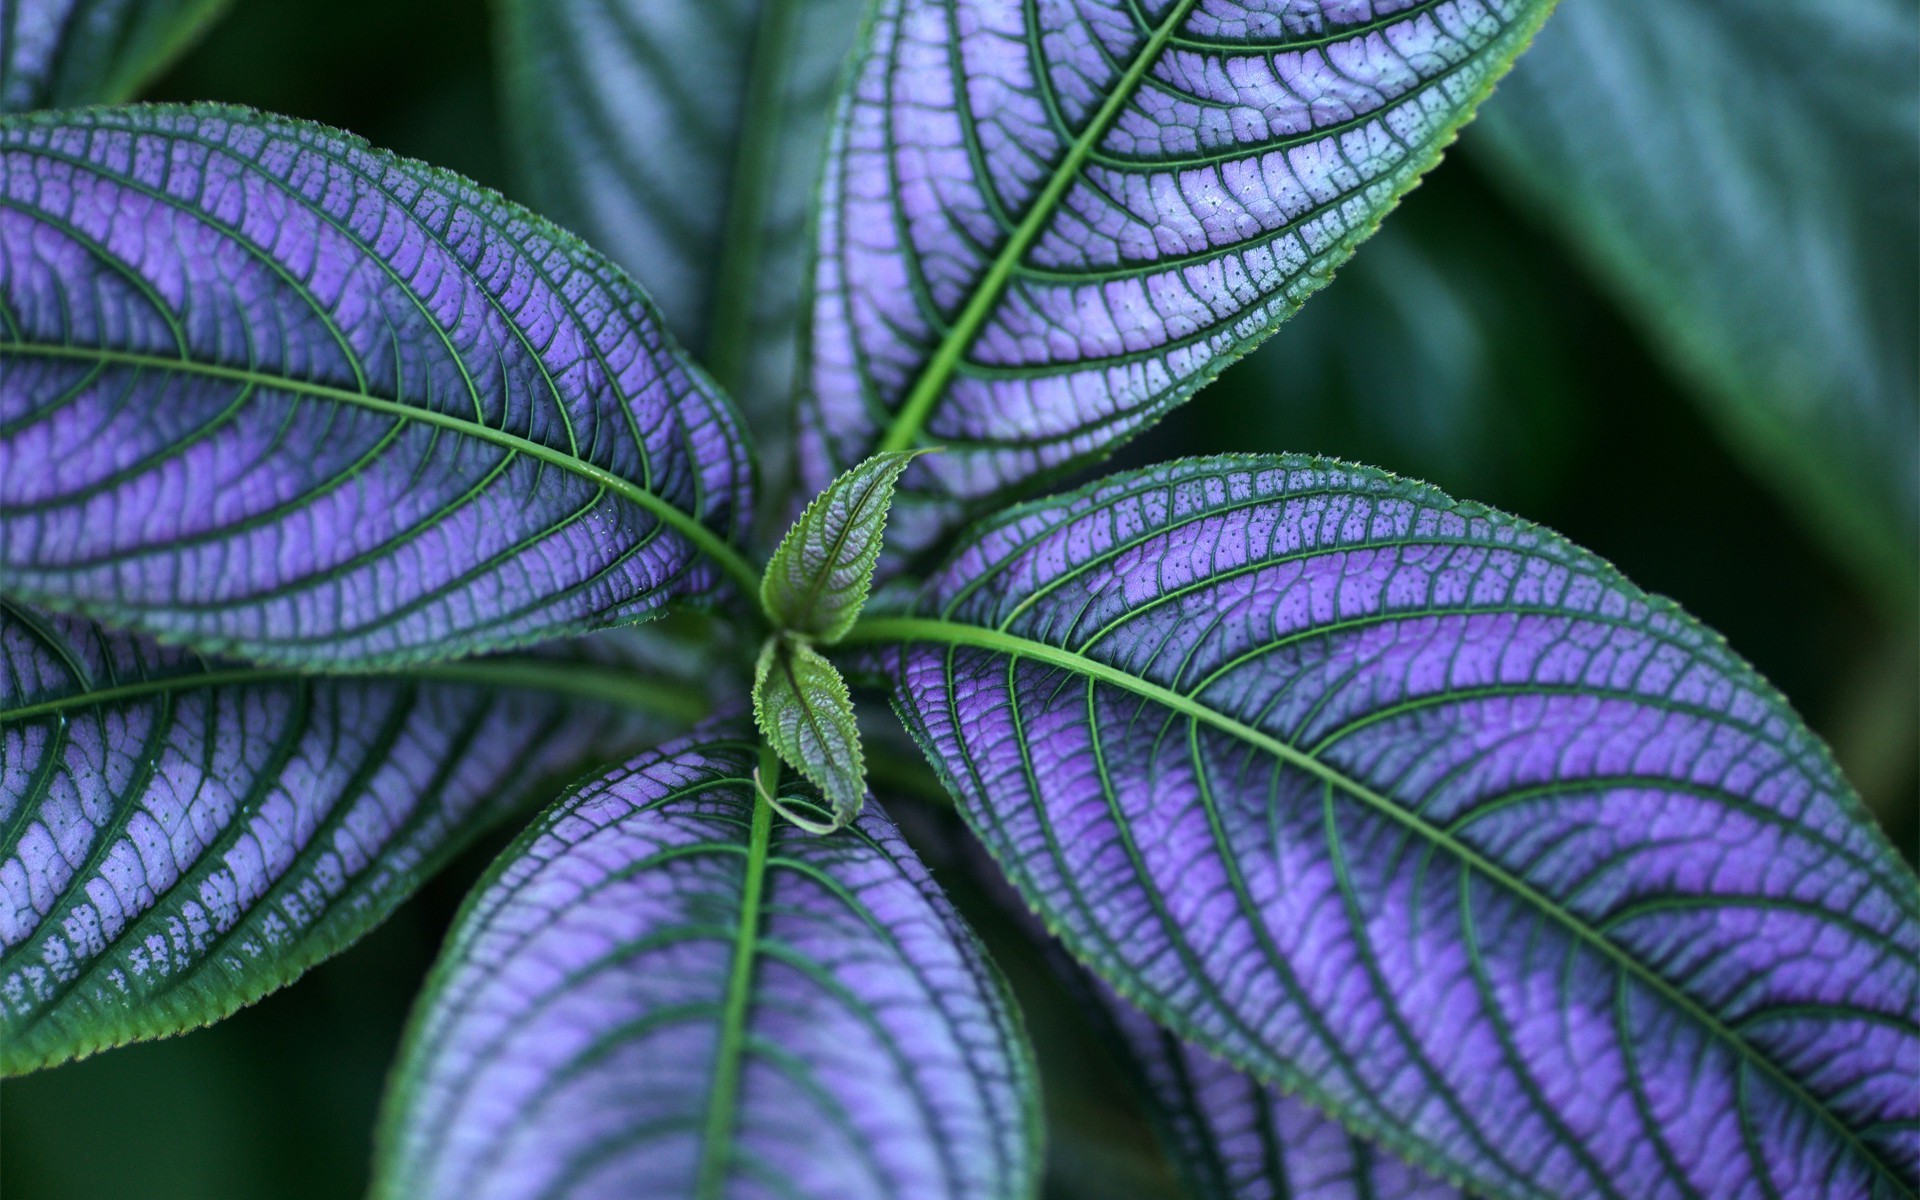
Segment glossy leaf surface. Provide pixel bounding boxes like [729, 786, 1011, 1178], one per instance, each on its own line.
[1087, 971, 1458, 1199]
[0, 105, 755, 668]
[377, 728, 1038, 1199]
[498, 0, 865, 441]
[1, 0, 230, 111]
[859, 456, 1920, 1198]
[754, 636, 866, 831]
[763, 451, 918, 643]
[0, 600, 688, 1074]
[1474, 0, 1919, 610]
[802, 0, 1556, 557]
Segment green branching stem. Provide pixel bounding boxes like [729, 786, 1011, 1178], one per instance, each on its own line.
[0, 341, 765, 601]
[874, 0, 1202, 454]
[695, 740, 778, 1197]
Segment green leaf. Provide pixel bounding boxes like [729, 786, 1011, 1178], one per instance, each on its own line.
[762, 451, 920, 643]
[2, 0, 231, 111]
[1472, 0, 1919, 614]
[495, 0, 866, 457]
[752, 635, 865, 831]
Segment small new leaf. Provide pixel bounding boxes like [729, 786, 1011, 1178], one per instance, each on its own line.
[752, 636, 866, 831]
[761, 451, 922, 643]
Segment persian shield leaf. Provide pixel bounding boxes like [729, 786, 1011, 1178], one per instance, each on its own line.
[763, 450, 918, 642]
[0, 105, 756, 668]
[1474, 0, 1920, 611]
[851, 456, 1920, 1198]
[497, 0, 866, 440]
[801, 0, 1557, 557]
[1, 0, 231, 111]
[0, 600, 693, 1074]
[376, 728, 1039, 1199]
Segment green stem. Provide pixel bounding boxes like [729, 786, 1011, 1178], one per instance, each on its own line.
[0, 341, 766, 600]
[695, 741, 778, 1197]
[875, 0, 1202, 454]
[704, 0, 801, 396]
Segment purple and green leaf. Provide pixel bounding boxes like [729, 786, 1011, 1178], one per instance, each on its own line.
[375, 727, 1039, 1199]
[0, 105, 756, 668]
[851, 455, 1920, 1198]
[497, 0, 866, 455]
[1, 0, 231, 112]
[801, 0, 1558, 559]
[0, 600, 697, 1075]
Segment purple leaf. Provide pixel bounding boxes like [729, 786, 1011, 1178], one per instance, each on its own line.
[800, 0, 1556, 558]
[0, 105, 757, 668]
[851, 456, 1920, 1198]
[376, 725, 1039, 1199]
[0, 599, 692, 1074]
[1, 0, 230, 111]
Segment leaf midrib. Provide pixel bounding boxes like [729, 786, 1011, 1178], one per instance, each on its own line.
[0, 655, 707, 724]
[0, 340, 762, 598]
[694, 742, 778, 1198]
[841, 614, 1909, 1192]
[874, 0, 1202, 453]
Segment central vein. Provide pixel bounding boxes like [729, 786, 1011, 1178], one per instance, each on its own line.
[695, 742, 778, 1197]
[0, 341, 764, 599]
[876, 0, 1202, 453]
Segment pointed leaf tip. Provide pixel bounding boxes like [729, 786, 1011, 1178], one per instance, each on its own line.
[753, 636, 866, 831]
[762, 451, 925, 643]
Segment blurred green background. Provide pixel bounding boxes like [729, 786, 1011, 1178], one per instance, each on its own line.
[3, 0, 1914, 1196]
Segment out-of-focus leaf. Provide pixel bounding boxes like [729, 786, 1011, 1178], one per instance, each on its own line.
[1472, 0, 1920, 612]
[754, 635, 865, 830]
[801, 0, 1558, 561]
[0, 0, 231, 111]
[852, 456, 1920, 1198]
[0, 104, 757, 668]
[763, 450, 918, 643]
[0, 600, 696, 1075]
[497, 0, 865, 452]
[375, 727, 1039, 1199]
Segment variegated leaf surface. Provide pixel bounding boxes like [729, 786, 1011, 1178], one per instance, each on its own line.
[853, 455, 1920, 1199]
